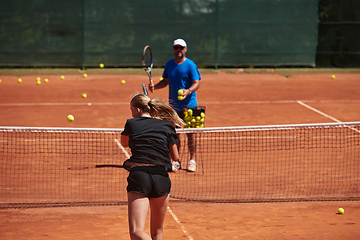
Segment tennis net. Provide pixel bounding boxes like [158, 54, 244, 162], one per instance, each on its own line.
[1, 122, 359, 208]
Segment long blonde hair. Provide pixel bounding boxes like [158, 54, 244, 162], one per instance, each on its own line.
[130, 94, 185, 128]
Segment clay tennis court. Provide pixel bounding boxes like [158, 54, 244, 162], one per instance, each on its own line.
[0, 69, 360, 239]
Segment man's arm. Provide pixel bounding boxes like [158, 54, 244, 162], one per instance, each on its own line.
[149, 78, 169, 92]
[178, 80, 200, 98]
[187, 80, 200, 96]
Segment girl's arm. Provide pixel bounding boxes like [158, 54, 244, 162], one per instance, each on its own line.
[121, 135, 129, 148]
[169, 143, 179, 161]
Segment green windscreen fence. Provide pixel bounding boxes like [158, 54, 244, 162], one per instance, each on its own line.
[0, 0, 319, 68]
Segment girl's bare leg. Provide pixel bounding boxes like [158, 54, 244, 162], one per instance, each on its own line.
[149, 194, 170, 240]
[128, 192, 152, 240]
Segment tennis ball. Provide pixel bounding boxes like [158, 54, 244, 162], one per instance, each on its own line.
[200, 112, 205, 118]
[187, 109, 193, 116]
[36, 77, 41, 81]
[121, 80, 126, 84]
[159, 77, 164, 81]
[67, 115, 74, 122]
[82, 93, 87, 98]
[331, 74, 336, 79]
[18, 78, 22, 83]
[83, 73, 87, 78]
[0, 79, 2, 83]
[37, 81, 41, 85]
[44, 78, 49, 83]
[99, 63, 104, 68]
[338, 208, 344, 214]
[178, 95, 184, 100]
[196, 116, 201, 121]
[178, 89, 184, 95]
[60, 75, 65, 80]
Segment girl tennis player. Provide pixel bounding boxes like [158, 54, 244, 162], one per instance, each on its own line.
[121, 94, 184, 240]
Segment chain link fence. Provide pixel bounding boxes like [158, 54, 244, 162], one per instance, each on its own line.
[316, 0, 360, 67]
[0, 0, 358, 68]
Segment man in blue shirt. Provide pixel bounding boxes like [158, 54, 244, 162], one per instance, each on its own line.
[149, 38, 201, 172]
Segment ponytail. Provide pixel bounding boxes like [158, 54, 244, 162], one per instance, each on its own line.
[130, 94, 185, 127]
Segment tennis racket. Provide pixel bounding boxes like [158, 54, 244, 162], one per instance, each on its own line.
[142, 45, 154, 92]
[67, 164, 124, 170]
[142, 83, 148, 96]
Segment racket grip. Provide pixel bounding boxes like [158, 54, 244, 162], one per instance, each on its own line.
[149, 78, 154, 93]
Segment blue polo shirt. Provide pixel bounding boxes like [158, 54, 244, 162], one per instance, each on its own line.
[162, 58, 201, 111]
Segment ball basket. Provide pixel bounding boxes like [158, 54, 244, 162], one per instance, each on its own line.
[182, 105, 207, 128]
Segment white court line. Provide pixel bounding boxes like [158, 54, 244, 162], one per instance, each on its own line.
[297, 101, 360, 133]
[297, 100, 342, 122]
[200, 100, 360, 105]
[167, 207, 194, 240]
[1, 100, 360, 107]
[0, 102, 128, 106]
[114, 138, 130, 159]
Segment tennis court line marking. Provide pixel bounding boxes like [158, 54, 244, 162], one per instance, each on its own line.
[297, 101, 360, 133]
[0, 102, 128, 106]
[167, 206, 194, 240]
[114, 139, 130, 158]
[1, 100, 360, 107]
[297, 100, 341, 122]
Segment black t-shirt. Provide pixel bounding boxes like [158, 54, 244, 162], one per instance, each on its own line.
[121, 117, 178, 171]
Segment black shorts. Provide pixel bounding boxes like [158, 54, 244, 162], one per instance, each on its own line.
[127, 166, 171, 198]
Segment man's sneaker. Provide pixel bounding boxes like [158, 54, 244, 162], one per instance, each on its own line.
[172, 161, 181, 171]
[187, 159, 197, 172]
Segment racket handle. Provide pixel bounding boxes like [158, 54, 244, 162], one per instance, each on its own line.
[149, 78, 154, 93]
[142, 83, 148, 96]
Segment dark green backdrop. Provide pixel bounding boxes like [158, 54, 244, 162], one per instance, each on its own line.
[0, 0, 321, 68]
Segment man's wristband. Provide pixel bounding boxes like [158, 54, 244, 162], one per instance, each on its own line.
[187, 89, 192, 94]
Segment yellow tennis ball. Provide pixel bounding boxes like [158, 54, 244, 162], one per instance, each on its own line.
[331, 74, 335, 79]
[18, 78, 22, 83]
[36, 77, 41, 81]
[121, 80, 126, 84]
[178, 95, 184, 100]
[159, 77, 164, 81]
[187, 109, 193, 116]
[178, 89, 184, 95]
[99, 63, 104, 68]
[83, 73, 87, 78]
[37, 81, 41, 85]
[82, 93, 87, 98]
[196, 116, 201, 121]
[44, 78, 49, 83]
[60, 75, 65, 80]
[200, 112, 205, 118]
[338, 208, 344, 214]
[67, 115, 74, 122]
[0, 79, 2, 83]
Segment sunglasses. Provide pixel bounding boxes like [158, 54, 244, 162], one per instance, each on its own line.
[173, 46, 185, 50]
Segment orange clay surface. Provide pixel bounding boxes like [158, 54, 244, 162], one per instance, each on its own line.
[0, 70, 360, 239]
